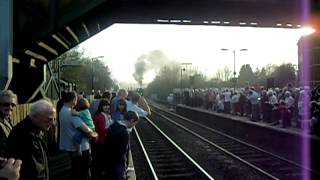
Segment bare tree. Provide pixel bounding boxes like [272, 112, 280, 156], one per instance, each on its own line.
[223, 66, 232, 81]
[215, 69, 223, 81]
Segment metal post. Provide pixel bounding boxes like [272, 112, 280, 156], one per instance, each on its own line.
[58, 60, 61, 98]
[91, 56, 103, 95]
[0, 0, 13, 90]
[179, 63, 192, 104]
[91, 58, 94, 94]
[233, 50, 236, 92]
[221, 48, 247, 92]
[180, 67, 183, 91]
[180, 66, 183, 103]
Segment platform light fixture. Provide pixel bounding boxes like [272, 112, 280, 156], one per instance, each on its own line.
[221, 48, 248, 91]
[91, 56, 104, 94]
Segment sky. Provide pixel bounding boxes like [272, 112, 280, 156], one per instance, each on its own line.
[79, 23, 310, 87]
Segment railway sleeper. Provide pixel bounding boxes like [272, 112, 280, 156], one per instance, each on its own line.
[152, 154, 179, 159]
[157, 172, 197, 179]
[156, 167, 193, 174]
[245, 157, 273, 163]
[148, 151, 175, 155]
[237, 153, 265, 158]
[152, 157, 181, 163]
[155, 162, 186, 168]
[147, 148, 174, 152]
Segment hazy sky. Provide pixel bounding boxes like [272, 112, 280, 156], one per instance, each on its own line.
[80, 23, 309, 86]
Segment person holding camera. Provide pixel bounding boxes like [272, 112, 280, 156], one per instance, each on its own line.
[127, 92, 150, 118]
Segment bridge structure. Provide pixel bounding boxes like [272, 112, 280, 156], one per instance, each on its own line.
[0, 0, 319, 103]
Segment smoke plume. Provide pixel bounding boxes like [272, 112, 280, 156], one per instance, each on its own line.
[133, 56, 147, 86]
[133, 50, 172, 85]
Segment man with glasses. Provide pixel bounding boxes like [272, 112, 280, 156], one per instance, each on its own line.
[0, 90, 17, 157]
[6, 99, 56, 180]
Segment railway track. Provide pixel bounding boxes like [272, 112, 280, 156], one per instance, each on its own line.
[150, 104, 320, 180]
[134, 116, 214, 180]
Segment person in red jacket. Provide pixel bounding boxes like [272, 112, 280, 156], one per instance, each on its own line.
[278, 100, 291, 128]
[92, 100, 112, 179]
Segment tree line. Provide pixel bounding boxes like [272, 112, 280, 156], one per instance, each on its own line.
[51, 47, 114, 94]
[145, 62, 297, 100]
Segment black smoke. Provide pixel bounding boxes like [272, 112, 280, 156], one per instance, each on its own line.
[133, 56, 147, 86]
[133, 50, 172, 86]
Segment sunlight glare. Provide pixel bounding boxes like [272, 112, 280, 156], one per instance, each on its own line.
[300, 27, 316, 36]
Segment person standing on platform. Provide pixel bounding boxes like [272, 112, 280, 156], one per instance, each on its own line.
[104, 111, 139, 180]
[59, 91, 97, 180]
[248, 88, 260, 121]
[125, 91, 150, 174]
[127, 92, 150, 118]
[111, 89, 128, 113]
[6, 99, 56, 180]
[223, 89, 231, 114]
[90, 91, 112, 117]
[92, 100, 112, 179]
[0, 90, 17, 157]
[111, 99, 127, 122]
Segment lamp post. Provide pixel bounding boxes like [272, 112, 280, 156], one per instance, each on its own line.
[91, 56, 104, 94]
[180, 63, 192, 103]
[221, 48, 248, 91]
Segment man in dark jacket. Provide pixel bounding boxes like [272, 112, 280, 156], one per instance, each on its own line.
[6, 99, 56, 180]
[104, 111, 139, 180]
[0, 90, 17, 157]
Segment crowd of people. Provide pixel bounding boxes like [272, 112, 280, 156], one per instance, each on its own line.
[169, 84, 320, 136]
[0, 88, 151, 180]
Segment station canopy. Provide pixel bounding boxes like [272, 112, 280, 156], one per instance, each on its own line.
[8, 0, 320, 103]
[14, 0, 309, 65]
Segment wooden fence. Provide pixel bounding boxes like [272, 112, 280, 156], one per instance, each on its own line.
[11, 100, 58, 125]
[11, 104, 31, 126]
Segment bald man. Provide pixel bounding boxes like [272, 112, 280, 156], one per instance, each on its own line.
[6, 99, 56, 180]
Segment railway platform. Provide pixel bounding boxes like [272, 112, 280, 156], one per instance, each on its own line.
[48, 149, 136, 180]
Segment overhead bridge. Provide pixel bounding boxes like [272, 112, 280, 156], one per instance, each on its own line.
[0, 0, 319, 103]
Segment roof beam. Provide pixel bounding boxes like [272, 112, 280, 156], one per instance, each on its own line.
[66, 26, 80, 43]
[57, 33, 71, 46]
[24, 50, 48, 62]
[38, 41, 58, 56]
[12, 58, 20, 64]
[52, 34, 69, 49]
[82, 22, 90, 37]
[97, 23, 101, 31]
